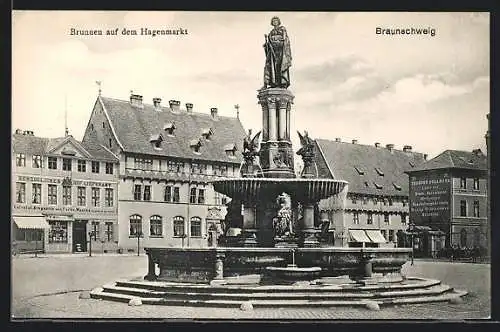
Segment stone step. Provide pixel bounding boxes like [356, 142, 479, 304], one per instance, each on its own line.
[90, 287, 467, 309]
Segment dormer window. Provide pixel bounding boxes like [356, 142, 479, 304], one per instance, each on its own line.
[393, 182, 402, 191]
[190, 138, 202, 154]
[373, 182, 383, 189]
[375, 168, 384, 176]
[354, 166, 364, 175]
[224, 143, 237, 158]
[149, 134, 164, 150]
[164, 122, 176, 136]
[202, 128, 214, 140]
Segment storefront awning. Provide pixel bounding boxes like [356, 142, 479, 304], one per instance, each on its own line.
[45, 215, 74, 222]
[13, 216, 50, 229]
[349, 229, 371, 243]
[365, 230, 386, 243]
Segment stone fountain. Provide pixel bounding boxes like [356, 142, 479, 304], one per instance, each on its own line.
[90, 16, 467, 309]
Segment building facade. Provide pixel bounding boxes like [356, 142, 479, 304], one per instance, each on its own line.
[12, 130, 119, 254]
[314, 138, 427, 248]
[406, 149, 489, 256]
[81, 94, 246, 251]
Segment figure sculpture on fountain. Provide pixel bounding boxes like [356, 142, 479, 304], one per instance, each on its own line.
[272, 193, 297, 247]
[262, 16, 292, 90]
[297, 131, 317, 178]
[241, 129, 261, 177]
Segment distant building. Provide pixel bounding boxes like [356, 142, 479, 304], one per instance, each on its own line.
[406, 149, 488, 256]
[314, 138, 427, 248]
[81, 94, 245, 251]
[12, 130, 119, 254]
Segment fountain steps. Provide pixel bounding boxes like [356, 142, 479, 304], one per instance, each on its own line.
[89, 277, 467, 308]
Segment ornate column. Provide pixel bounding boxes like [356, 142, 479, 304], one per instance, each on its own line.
[286, 102, 291, 140]
[302, 203, 320, 247]
[268, 98, 277, 141]
[214, 252, 225, 280]
[240, 204, 258, 247]
[262, 102, 269, 141]
[278, 98, 287, 140]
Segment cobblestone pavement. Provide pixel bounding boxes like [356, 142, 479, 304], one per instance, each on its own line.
[11, 255, 491, 320]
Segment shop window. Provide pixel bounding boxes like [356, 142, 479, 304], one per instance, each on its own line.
[190, 217, 202, 237]
[49, 221, 68, 243]
[129, 215, 142, 237]
[16, 182, 26, 203]
[16, 153, 26, 167]
[150, 215, 163, 237]
[173, 216, 185, 237]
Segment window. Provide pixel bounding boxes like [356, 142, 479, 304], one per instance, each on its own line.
[401, 213, 407, 224]
[91, 187, 100, 207]
[32, 155, 42, 168]
[190, 217, 202, 237]
[16, 182, 26, 203]
[62, 158, 72, 171]
[63, 186, 72, 206]
[353, 212, 359, 224]
[190, 187, 197, 204]
[144, 159, 153, 171]
[143, 185, 151, 201]
[173, 187, 180, 203]
[164, 186, 172, 202]
[77, 187, 86, 206]
[134, 158, 144, 170]
[105, 222, 113, 241]
[16, 153, 26, 167]
[48, 184, 57, 205]
[460, 229, 467, 247]
[167, 160, 184, 173]
[389, 230, 395, 242]
[134, 185, 142, 201]
[150, 215, 163, 237]
[460, 177, 467, 189]
[367, 213, 373, 225]
[190, 162, 206, 174]
[214, 192, 221, 205]
[351, 196, 357, 204]
[173, 216, 185, 237]
[92, 161, 100, 173]
[460, 200, 467, 217]
[384, 214, 390, 224]
[213, 164, 228, 176]
[198, 189, 205, 204]
[91, 221, 99, 241]
[32, 183, 41, 204]
[388, 198, 393, 206]
[105, 162, 113, 174]
[362, 197, 368, 205]
[48, 157, 57, 169]
[77, 160, 86, 172]
[473, 201, 480, 217]
[105, 188, 114, 207]
[49, 221, 68, 243]
[473, 178, 480, 190]
[102, 122, 105, 129]
[129, 215, 142, 237]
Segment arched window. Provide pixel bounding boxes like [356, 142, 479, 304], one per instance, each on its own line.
[460, 229, 467, 248]
[129, 214, 142, 237]
[150, 215, 163, 237]
[190, 217, 202, 237]
[473, 228, 481, 247]
[173, 216, 185, 237]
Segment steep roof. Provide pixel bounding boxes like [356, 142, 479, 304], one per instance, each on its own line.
[12, 133, 117, 162]
[407, 149, 487, 172]
[315, 139, 426, 196]
[99, 96, 246, 164]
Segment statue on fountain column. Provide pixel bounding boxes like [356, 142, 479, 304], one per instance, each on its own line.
[262, 16, 292, 89]
[242, 129, 261, 177]
[297, 131, 317, 178]
[273, 193, 293, 238]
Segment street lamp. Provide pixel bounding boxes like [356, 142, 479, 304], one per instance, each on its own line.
[88, 230, 96, 257]
[136, 231, 143, 256]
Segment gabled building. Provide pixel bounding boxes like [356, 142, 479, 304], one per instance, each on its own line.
[314, 138, 427, 248]
[81, 94, 246, 251]
[12, 130, 119, 254]
[406, 149, 488, 256]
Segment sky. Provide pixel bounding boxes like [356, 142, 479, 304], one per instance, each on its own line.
[12, 11, 490, 159]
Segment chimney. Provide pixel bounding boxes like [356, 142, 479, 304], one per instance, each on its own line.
[186, 103, 193, 113]
[403, 145, 412, 152]
[169, 100, 181, 112]
[386, 144, 394, 151]
[424, 154, 428, 160]
[15, 129, 22, 135]
[375, 142, 381, 148]
[335, 138, 341, 142]
[352, 139, 358, 144]
[210, 107, 218, 120]
[130, 94, 143, 108]
[153, 98, 162, 110]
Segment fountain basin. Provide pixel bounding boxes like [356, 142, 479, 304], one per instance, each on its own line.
[265, 265, 322, 281]
[212, 177, 348, 202]
[145, 247, 411, 284]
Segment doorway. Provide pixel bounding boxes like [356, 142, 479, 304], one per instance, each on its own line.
[72, 220, 88, 252]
